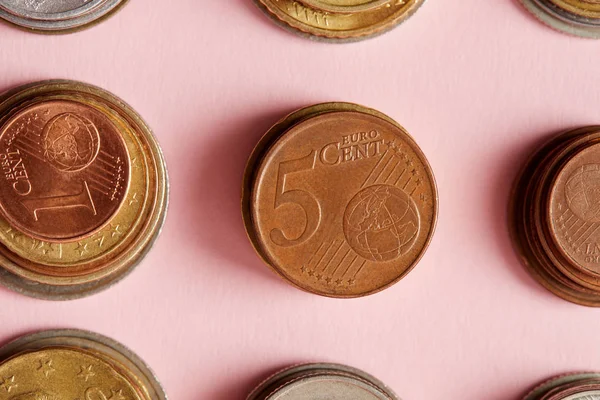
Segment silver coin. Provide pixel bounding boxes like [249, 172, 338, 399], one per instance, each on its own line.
[0, 0, 127, 33]
[562, 392, 600, 400]
[520, 0, 600, 38]
[248, 363, 400, 400]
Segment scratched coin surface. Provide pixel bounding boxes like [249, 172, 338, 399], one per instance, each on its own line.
[510, 126, 600, 306]
[243, 103, 437, 297]
[0, 80, 168, 300]
[520, 0, 600, 38]
[0, 330, 167, 400]
[253, 0, 426, 42]
[0, 0, 128, 33]
[522, 373, 600, 400]
[247, 363, 400, 400]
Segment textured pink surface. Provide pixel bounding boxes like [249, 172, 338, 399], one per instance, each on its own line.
[1, 1, 600, 399]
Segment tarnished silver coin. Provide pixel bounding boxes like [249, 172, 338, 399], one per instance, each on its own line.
[247, 363, 400, 400]
[523, 373, 600, 400]
[520, 0, 600, 38]
[0, 0, 128, 33]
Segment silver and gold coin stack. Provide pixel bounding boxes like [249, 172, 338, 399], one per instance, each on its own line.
[0, 0, 128, 33]
[247, 363, 400, 400]
[523, 373, 600, 400]
[520, 0, 600, 38]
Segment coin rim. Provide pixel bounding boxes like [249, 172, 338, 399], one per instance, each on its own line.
[520, 0, 600, 38]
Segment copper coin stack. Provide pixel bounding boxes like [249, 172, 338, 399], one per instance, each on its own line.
[520, 0, 600, 38]
[510, 126, 600, 307]
[523, 373, 600, 400]
[247, 363, 399, 400]
[243, 102, 438, 298]
[0, 330, 166, 400]
[0, 80, 168, 300]
[253, 0, 426, 42]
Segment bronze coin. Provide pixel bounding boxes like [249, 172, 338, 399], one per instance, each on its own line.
[0, 80, 168, 300]
[510, 126, 600, 306]
[243, 102, 437, 298]
[522, 373, 600, 400]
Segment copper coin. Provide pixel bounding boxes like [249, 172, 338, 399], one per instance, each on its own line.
[247, 363, 400, 400]
[0, 80, 168, 300]
[243, 102, 437, 298]
[0, 329, 166, 400]
[253, 0, 426, 42]
[510, 126, 600, 306]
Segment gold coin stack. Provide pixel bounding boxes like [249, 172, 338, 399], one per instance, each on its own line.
[253, 0, 426, 42]
[0, 80, 168, 300]
[0, 330, 166, 400]
[523, 373, 600, 400]
[510, 126, 600, 307]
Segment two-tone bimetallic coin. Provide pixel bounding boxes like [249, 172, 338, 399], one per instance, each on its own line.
[253, 0, 426, 42]
[247, 363, 400, 400]
[523, 373, 600, 400]
[0, 329, 167, 400]
[510, 126, 600, 306]
[243, 102, 437, 298]
[520, 0, 600, 38]
[0, 80, 168, 300]
[0, 0, 128, 33]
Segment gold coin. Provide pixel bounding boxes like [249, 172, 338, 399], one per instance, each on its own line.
[253, 0, 426, 42]
[0, 81, 169, 300]
[520, 0, 600, 38]
[0, 330, 166, 400]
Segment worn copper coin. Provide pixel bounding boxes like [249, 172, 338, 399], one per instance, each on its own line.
[520, 0, 600, 38]
[243, 102, 437, 298]
[0, 0, 128, 33]
[253, 0, 426, 42]
[0, 80, 169, 300]
[523, 373, 600, 400]
[247, 363, 400, 400]
[510, 126, 600, 306]
[0, 329, 167, 400]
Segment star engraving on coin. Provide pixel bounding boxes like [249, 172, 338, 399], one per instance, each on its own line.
[0, 376, 17, 392]
[77, 365, 95, 382]
[37, 359, 55, 378]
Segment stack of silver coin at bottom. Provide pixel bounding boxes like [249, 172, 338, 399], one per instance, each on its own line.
[523, 373, 600, 400]
[247, 363, 400, 400]
[0, 0, 127, 32]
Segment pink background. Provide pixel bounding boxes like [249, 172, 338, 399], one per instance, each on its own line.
[1, 1, 600, 399]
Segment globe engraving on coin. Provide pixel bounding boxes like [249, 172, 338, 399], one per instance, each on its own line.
[42, 113, 100, 172]
[565, 164, 600, 223]
[243, 103, 437, 297]
[343, 184, 420, 262]
[0, 100, 129, 241]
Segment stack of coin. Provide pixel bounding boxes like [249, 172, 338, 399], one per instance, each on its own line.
[523, 373, 600, 399]
[0, 0, 128, 33]
[0, 80, 168, 300]
[253, 0, 426, 42]
[243, 102, 437, 298]
[0, 329, 166, 400]
[520, 0, 600, 38]
[510, 127, 600, 307]
[247, 363, 399, 400]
